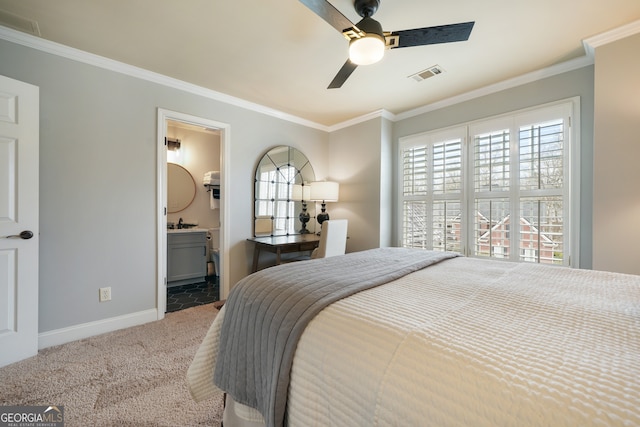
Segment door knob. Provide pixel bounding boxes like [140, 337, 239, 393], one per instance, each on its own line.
[6, 230, 34, 239]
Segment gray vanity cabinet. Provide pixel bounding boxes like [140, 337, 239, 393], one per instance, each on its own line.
[167, 231, 207, 287]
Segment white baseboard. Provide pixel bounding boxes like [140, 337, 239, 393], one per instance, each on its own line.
[38, 309, 159, 349]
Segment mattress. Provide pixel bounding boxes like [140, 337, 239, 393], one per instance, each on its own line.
[189, 252, 640, 426]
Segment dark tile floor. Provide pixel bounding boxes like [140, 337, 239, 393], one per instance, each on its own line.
[166, 276, 220, 313]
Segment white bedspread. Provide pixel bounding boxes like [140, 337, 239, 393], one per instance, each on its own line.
[190, 255, 640, 426]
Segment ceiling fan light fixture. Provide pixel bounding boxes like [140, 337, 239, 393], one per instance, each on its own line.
[349, 34, 385, 65]
[348, 16, 385, 65]
[300, 0, 474, 88]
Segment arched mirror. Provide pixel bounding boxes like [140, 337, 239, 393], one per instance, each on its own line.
[168, 163, 196, 213]
[254, 146, 316, 236]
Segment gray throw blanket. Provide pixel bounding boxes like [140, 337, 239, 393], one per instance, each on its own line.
[213, 247, 458, 427]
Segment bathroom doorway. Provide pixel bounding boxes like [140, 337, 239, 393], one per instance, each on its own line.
[156, 109, 230, 319]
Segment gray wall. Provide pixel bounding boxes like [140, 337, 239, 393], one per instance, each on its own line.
[328, 117, 393, 252]
[393, 66, 595, 269]
[0, 38, 328, 333]
[592, 32, 640, 275]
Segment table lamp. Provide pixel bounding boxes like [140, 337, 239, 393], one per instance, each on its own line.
[310, 181, 339, 225]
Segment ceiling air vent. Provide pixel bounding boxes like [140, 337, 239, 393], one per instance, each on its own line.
[409, 65, 445, 82]
[0, 9, 41, 36]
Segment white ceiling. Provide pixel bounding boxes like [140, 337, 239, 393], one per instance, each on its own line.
[1, 0, 639, 126]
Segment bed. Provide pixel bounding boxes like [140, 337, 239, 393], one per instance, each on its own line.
[187, 247, 640, 426]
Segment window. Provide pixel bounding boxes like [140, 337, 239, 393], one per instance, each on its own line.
[399, 100, 579, 267]
[402, 128, 464, 253]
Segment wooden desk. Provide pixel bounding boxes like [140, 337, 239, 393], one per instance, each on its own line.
[248, 234, 320, 272]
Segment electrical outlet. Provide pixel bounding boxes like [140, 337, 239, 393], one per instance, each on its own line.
[99, 287, 111, 302]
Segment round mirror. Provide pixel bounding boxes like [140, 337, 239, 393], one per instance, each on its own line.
[168, 163, 196, 213]
[254, 146, 316, 236]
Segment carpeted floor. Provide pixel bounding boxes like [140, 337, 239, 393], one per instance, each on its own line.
[0, 304, 224, 426]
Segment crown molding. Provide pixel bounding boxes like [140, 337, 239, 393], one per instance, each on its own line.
[583, 19, 640, 56]
[327, 109, 396, 132]
[393, 55, 593, 122]
[0, 25, 329, 131]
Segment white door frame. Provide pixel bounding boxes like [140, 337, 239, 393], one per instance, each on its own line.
[156, 108, 230, 319]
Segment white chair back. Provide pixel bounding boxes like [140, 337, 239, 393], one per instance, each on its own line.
[312, 219, 348, 259]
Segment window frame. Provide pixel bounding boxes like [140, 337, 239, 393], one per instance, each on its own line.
[397, 97, 581, 268]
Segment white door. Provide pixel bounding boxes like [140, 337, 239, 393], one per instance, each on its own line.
[0, 74, 39, 367]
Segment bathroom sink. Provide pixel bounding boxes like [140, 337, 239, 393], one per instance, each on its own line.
[167, 228, 207, 233]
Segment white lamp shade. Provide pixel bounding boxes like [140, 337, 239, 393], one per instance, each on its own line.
[291, 184, 311, 201]
[310, 181, 339, 202]
[349, 35, 385, 65]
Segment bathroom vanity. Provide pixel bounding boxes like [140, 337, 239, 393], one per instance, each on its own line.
[167, 229, 207, 287]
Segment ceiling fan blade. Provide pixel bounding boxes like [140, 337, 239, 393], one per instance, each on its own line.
[389, 21, 475, 48]
[328, 60, 358, 89]
[299, 0, 355, 33]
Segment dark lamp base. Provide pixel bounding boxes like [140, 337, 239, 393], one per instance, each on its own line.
[317, 212, 330, 224]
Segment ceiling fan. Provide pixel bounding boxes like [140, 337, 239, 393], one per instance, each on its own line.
[299, 0, 475, 88]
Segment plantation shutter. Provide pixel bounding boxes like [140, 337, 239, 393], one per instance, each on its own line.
[471, 128, 511, 259]
[517, 119, 566, 264]
[401, 132, 464, 253]
[399, 100, 576, 267]
[468, 110, 570, 264]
